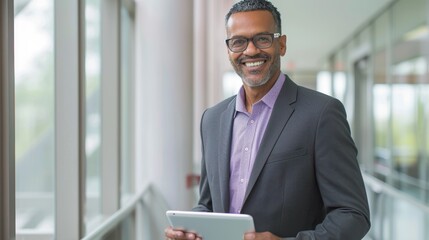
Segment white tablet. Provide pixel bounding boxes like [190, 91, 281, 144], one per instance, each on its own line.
[166, 210, 255, 240]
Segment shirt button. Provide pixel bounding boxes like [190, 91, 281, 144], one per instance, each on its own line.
[240, 178, 244, 183]
[244, 147, 249, 151]
[250, 120, 255, 124]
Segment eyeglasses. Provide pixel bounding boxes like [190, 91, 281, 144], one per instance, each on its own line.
[225, 33, 281, 53]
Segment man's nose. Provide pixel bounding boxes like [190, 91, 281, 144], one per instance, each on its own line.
[243, 40, 260, 55]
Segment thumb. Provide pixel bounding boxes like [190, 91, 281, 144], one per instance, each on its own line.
[244, 232, 256, 240]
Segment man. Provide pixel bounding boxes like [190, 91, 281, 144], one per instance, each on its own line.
[166, 0, 370, 239]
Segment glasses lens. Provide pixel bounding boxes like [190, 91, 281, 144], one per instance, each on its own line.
[226, 33, 276, 52]
[254, 34, 273, 49]
[228, 38, 247, 52]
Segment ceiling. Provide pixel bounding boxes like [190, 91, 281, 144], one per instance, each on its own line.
[270, 0, 395, 72]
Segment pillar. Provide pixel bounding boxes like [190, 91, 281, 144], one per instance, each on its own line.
[135, 0, 194, 210]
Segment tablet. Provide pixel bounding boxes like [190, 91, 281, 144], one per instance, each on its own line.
[166, 210, 255, 240]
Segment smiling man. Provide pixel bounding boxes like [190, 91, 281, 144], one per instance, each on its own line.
[165, 0, 370, 239]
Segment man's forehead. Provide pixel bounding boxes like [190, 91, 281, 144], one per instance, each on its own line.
[227, 10, 273, 23]
[226, 10, 275, 34]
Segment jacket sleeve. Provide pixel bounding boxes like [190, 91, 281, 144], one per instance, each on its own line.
[296, 98, 370, 240]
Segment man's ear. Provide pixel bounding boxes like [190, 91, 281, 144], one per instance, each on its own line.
[280, 35, 287, 56]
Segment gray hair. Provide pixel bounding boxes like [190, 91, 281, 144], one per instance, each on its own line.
[225, 0, 282, 33]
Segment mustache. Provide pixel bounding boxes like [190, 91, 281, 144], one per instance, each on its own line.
[238, 53, 270, 63]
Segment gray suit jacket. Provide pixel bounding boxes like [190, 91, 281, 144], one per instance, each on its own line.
[193, 75, 370, 239]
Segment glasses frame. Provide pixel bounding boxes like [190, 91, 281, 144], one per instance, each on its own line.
[225, 32, 281, 53]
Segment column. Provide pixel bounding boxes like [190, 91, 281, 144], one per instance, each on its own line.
[135, 0, 194, 210]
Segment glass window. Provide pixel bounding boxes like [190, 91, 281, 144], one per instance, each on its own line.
[85, 0, 102, 231]
[344, 41, 357, 121]
[391, 84, 418, 178]
[316, 71, 332, 95]
[420, 83, 429, 202]
[332, 49, 347, 103]
[373, 84, 391, 175]
[390, 0, 428, 198]
[373, 11, 391, 178]
[374, 11, 388, 84]
[120, 4, 135, 203]
[333, 72, 346, 102]
[424, 85, 429, 191]
[14, 0, 55, 234]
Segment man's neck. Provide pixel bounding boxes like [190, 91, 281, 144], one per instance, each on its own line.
[243, 72, 281, 113]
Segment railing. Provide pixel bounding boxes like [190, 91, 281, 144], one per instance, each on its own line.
[81, 173, 429, 240]
[82, 183, 170, 240]
[81, 184, 149, 240]
[364, 174, 429, 214]
[363, 173, 429, 240]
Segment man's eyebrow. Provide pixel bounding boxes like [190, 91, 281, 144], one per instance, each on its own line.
[228, 32, 272, 38]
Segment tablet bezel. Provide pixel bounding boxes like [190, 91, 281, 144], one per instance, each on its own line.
[166, 210, 255, 239]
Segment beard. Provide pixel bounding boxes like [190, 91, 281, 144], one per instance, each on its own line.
[230, 52, 281, 88]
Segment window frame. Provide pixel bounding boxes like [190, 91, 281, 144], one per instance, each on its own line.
[54, 0, 85, 238]
[1, 0, 16, 239]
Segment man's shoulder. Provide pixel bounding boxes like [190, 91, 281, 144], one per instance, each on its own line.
[283, 74, 336, 103]
[200, 95, 236, 126]
[295, 83, 340, 105]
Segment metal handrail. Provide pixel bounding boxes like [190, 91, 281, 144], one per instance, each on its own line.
[81, 183, 151, 240]
[363, 173, 429, 215]
[81, 173, 429, 240]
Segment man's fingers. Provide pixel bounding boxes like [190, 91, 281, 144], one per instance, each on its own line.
[244, 232, 256, 240]
[165, 227, 184, 238]
[165, 226, 201, 240]
[185, 232, 196, 239]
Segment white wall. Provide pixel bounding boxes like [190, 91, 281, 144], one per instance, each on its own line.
[135, 0, 194, 211]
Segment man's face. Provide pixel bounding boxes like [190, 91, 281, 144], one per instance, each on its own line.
[226, 10, 286, 88]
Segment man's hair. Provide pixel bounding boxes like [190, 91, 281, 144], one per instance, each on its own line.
[225, 0, 282, 33]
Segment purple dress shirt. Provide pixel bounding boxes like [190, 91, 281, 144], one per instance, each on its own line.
[229, 74, 286, 213]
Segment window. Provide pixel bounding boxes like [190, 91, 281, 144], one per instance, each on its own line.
[373, 11, 391, 177]
[316, 71, 332, 95]
[391, 0, 428, 197]
[15, 0, 55, 234]
[120, 4, 136, 203]
[85, 0, 102, 231]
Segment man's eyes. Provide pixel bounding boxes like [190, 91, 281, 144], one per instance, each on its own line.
[255, 36, 270, 42]
[231, 38, 247, 45]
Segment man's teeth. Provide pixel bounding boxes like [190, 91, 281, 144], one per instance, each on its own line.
[245, 61, 264, 67]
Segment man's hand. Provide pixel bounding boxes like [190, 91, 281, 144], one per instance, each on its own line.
[164, 226, 202, 240]
[244, 231, 281, 240]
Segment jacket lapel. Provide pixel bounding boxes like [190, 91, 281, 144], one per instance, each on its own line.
[243, 76, 298, 203]
[218, 97, 236, 212]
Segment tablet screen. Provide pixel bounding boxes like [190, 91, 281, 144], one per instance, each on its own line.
[166, 210, 255, 240]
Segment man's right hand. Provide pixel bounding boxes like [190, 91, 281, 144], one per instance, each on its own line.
[164, 226, 203, 240]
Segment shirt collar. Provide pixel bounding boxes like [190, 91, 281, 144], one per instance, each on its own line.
[235, 73, 286, 114]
